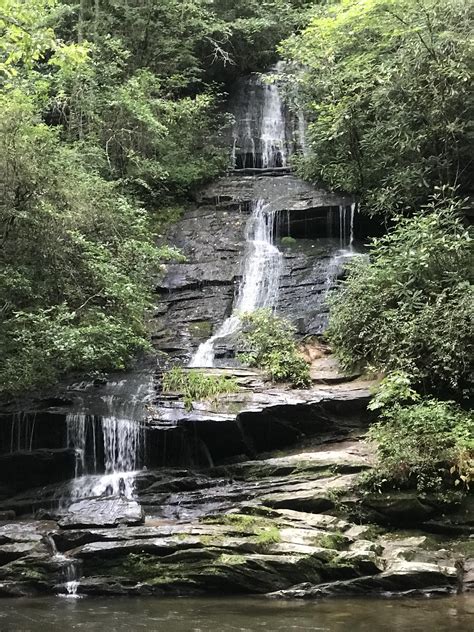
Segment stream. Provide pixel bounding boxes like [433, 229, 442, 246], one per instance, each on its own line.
[1, 595, 473, 631]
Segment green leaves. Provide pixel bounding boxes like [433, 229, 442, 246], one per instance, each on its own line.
[280, 0, 473, 216]
[366, 397, 473, 493]
[326, 191, 473, 398]
[239, 309, 311, 388]
[162, 367, 239, 411]
[0, 90, 181, 395]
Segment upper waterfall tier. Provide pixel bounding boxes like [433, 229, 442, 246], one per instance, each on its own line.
[230, 62, 306, 170]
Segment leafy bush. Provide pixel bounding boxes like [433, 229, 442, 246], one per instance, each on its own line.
[365, 398, 473, 493]
[239, 309, 311, 388]
[162, 367, 239, 410]
[326, 192, 473, 397]
[0, 92, 180, 395]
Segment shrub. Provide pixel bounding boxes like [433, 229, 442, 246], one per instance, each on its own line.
[365, 398, 473, 494]
[162, 367, 239, 410]
[326, 191, 473, 398]
[239, 309, 311, 388]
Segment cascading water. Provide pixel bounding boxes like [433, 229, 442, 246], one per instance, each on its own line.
[324, 203, 360, 298]
[338, 203, 356, 250]
[231, 62, 305, 169]
[260, 80, 287, 168]
[190, 200, 283, 367]
[44, 535, 82, 598]
[65, 371, 152, 501]
[9, 412, 37, 452]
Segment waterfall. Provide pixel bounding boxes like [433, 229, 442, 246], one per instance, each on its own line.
[9, 412, 36, 452]
[65, 371, 152, 501]
[44, 535, 82, 598]
[338, 203, 357, 249]
[231, 62, 305, 169]
[190, 200, 283, 367]
[260, 81, 287, 168]
[324, 202, 359, 304]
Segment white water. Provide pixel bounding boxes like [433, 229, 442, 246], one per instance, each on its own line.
[45, 535, 82, 598]
[65, 372, 152, 501]
[324, 203, 361, 297]
[338, 202, 357, 249]
[9, 412, 36, 452]
[190, 199, 283, 367]
[231, 62, 305, 169]
[260, 80, 287, 168]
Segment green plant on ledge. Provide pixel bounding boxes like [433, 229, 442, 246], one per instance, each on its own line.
[162, 367, 238, 410]
[364, 393, 473, 494]
[239, 309, 311, 388]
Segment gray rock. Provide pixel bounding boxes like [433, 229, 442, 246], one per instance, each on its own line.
[0, 449, 77, 493]
[58, 497, 145, 529]
[268, 561, 457, 599]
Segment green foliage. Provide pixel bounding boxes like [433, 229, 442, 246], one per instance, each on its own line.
[0, 90, 180, 394]
[368, 371, 420, 411]
[255, 526, 281, 547]
[327, 191, 473, 397]
[365, 398, 474, 493]
[162, 367, 239, 410]
[239, 309, 311, 388]
[281, 0, 473, 216]
[317, 532, 347, 551]
[209, 0, 313, 79]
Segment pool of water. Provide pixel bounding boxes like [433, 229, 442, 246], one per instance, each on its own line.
[1, 595, 473, 631]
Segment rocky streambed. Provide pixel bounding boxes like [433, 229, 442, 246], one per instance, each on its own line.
[0, 363, 472, 600]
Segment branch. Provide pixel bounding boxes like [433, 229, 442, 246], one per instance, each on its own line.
[384, 8, 438, 62]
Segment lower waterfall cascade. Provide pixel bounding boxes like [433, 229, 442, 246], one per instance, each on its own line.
[64, 371, 152, 501]
[190, 201, 358, 368]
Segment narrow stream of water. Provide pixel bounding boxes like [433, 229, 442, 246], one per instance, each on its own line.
[190, 199, 282, 367]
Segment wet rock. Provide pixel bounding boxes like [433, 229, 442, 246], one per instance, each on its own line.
[197, 175, 352, 211]
[261, 474, 358, 513]
[0, 543, 42, 564]
[148, 380, 375, 466]
[268, 561, 457, 599]
[58, 497, 145, 529]
[361, 491, 468, 527]
[0, 449, 76, 493]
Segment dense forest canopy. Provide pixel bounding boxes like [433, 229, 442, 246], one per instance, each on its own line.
[280, 0, 473, 216]
[0, 0, 472, 416]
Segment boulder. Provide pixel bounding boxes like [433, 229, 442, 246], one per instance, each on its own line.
[58, 497, 145, 529]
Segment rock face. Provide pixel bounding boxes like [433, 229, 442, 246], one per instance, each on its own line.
[153, 174, 357, 364]
[0, 449, 76, 494]
[0, 437, 470, 598]
[147, 375, 376, 467]
[58, 497, 145, 529]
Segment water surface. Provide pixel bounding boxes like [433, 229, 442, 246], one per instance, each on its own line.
[1, 595, 473, 631]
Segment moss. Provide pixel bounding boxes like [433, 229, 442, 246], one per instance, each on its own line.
[218, 554, 246, 565]
[316, 532, 347, 551]
[452, 539, 474, 557]
[2, 560, 50, 583]
[281, 236, 297, 245]
[255, 527, 281, 548]
[202, 513, 276, 533]
[189, 320, 213, 338]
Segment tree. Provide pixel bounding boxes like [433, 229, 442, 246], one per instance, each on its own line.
[280, 0, 473, 216]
